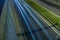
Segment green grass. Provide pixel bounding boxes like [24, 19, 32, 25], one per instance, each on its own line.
[26, 0, 60, 28]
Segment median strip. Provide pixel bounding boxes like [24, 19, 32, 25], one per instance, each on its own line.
[26, 0, 60, 28]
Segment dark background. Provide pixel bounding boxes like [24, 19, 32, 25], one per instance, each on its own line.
[0, 0, 5, 16]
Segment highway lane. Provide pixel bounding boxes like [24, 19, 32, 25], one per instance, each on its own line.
[8, 0, 28, 40]
[9, 0, 26, 40]
[4, 0, 18, 40]
[14, 0, 59, 40]
[13, 0, 39, 40]
[34, 0, 60, 16]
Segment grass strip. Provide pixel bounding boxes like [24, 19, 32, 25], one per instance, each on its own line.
[26, 0, 60, 28]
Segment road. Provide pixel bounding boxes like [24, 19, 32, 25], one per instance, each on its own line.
[14, 0, 60, 40]
[0, 0, 60, 40]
